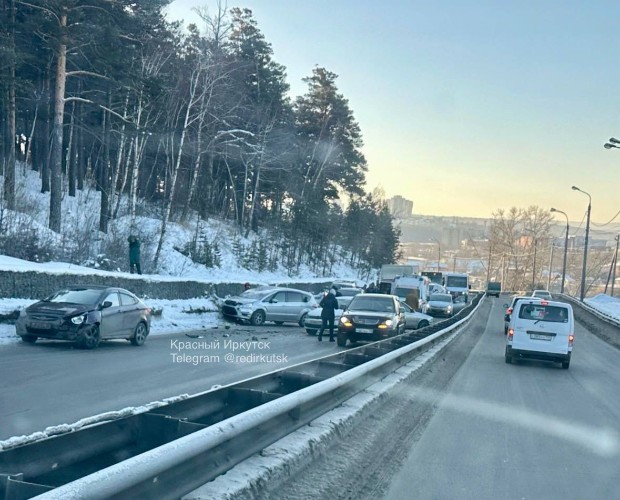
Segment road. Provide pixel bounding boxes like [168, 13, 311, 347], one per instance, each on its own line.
[268, 296, 620, 500]
[0, 324, 345, 440]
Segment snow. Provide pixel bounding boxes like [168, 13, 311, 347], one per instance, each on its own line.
[0, 169, 370, 345]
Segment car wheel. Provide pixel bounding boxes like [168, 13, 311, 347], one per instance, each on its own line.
[504, 347, 512, 364]
[79, 325, 100, 350]
[336, 331, 347, 347]
[131, 322, 148, 346]
[298, 313, 308, 327]
[306, 329, 317, 335]
[417, 320, 429, 329]
[561, 359, 570, 369]
[250, 310, 265, 326]
[21, 335, 37, 344]
[274, 321, 284, 326]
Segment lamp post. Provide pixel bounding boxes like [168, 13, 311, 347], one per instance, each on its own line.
[571, 186, 591, 301]
[550, 208, 569, 294]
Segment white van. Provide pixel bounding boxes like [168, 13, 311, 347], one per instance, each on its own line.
[505, 299, 574, 369]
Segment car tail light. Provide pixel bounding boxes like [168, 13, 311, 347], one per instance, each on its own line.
[507, 307, 513, 314]
[507, 328, 514, 340]
[568, 334, 574, 346]
[541, 300, 548, 305]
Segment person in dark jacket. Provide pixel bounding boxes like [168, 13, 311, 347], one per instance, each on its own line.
[318, 288, 339, 342]
[128, 235, 142, 275]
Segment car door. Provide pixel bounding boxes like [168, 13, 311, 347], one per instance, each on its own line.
[99, 291, 124, 338]
[263, 291, 287, 322]
[119, 292, 141, 337]
[285, 291, 306, 323]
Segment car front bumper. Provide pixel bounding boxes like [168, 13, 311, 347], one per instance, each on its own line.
[16, 320, 94, 341]
[338, 326, 396, 342]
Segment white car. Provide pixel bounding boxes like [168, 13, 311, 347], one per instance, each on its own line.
[531, 289, 553, 300]
[505, 299, 574, 369]
[304, 298, 432, 335]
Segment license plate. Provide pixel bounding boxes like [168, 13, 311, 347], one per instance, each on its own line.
[30, 321, 51, 329]
[357, 328, 373, 334]
[530, 334, 551, 341]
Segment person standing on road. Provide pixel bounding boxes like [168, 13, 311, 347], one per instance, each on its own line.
[128, 235, 142, 275]
[405, 289, 419, 311]
[318, 288, 339, 342]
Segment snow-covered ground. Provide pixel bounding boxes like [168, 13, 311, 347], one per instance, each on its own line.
[0, 252, 362, 345]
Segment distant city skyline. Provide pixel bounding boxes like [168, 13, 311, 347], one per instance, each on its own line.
[167, 0, 620, 224]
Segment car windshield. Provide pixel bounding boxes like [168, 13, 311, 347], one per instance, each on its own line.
[348, 296, 395, 313]
[430, 294, 452, 302]
[445, 276, 468, 288]
[394, 287, 418, 299]
[46, 289, 103, 305]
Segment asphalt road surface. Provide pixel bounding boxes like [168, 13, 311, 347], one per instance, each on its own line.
[268, 296, 620, 500]
[0, 323, 345, 440]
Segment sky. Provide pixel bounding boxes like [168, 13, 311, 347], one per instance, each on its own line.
[165, 0, 620, 222]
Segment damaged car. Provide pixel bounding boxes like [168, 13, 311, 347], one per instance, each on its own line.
[15, 285, 151, 349]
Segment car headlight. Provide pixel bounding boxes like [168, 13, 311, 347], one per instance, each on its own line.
[340, 316, 353, 327]
[378, 318, 394, 329]
[71, 314, 87, 325]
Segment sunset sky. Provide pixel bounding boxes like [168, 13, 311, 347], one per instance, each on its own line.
[167, 0, 620, 225]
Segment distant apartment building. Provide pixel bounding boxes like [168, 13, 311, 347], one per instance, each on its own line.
[387, 195, 413, 218]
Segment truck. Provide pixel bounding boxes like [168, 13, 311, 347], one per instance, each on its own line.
[443, 272, 470, 303]
[486, 281, 502, 297]
[390, 275, 430, 311]
[378, 264, 415, 294]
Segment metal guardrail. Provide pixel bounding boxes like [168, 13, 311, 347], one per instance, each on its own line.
[0, 294, 484, 500]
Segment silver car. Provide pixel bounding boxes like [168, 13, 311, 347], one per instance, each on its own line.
[221, 287, 317, 326]
[399, 301, 433, 329]
[425, 293, 454, 317]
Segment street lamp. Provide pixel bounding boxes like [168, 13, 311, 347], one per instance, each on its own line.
[604, 137, 620, 149]
[571, 186, 591, 301]
[550, 208, 569, 294]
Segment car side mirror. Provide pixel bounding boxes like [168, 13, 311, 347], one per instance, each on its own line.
[270, 299, 278, 304]
[303, 296, 309, 303]
[101, 301, 113, 309]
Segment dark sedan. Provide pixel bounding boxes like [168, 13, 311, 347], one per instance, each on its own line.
[337, 293, 405, 347]
[15, 285, 151, 349]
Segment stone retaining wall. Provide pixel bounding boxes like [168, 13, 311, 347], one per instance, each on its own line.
[0, 270, 332, 300]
